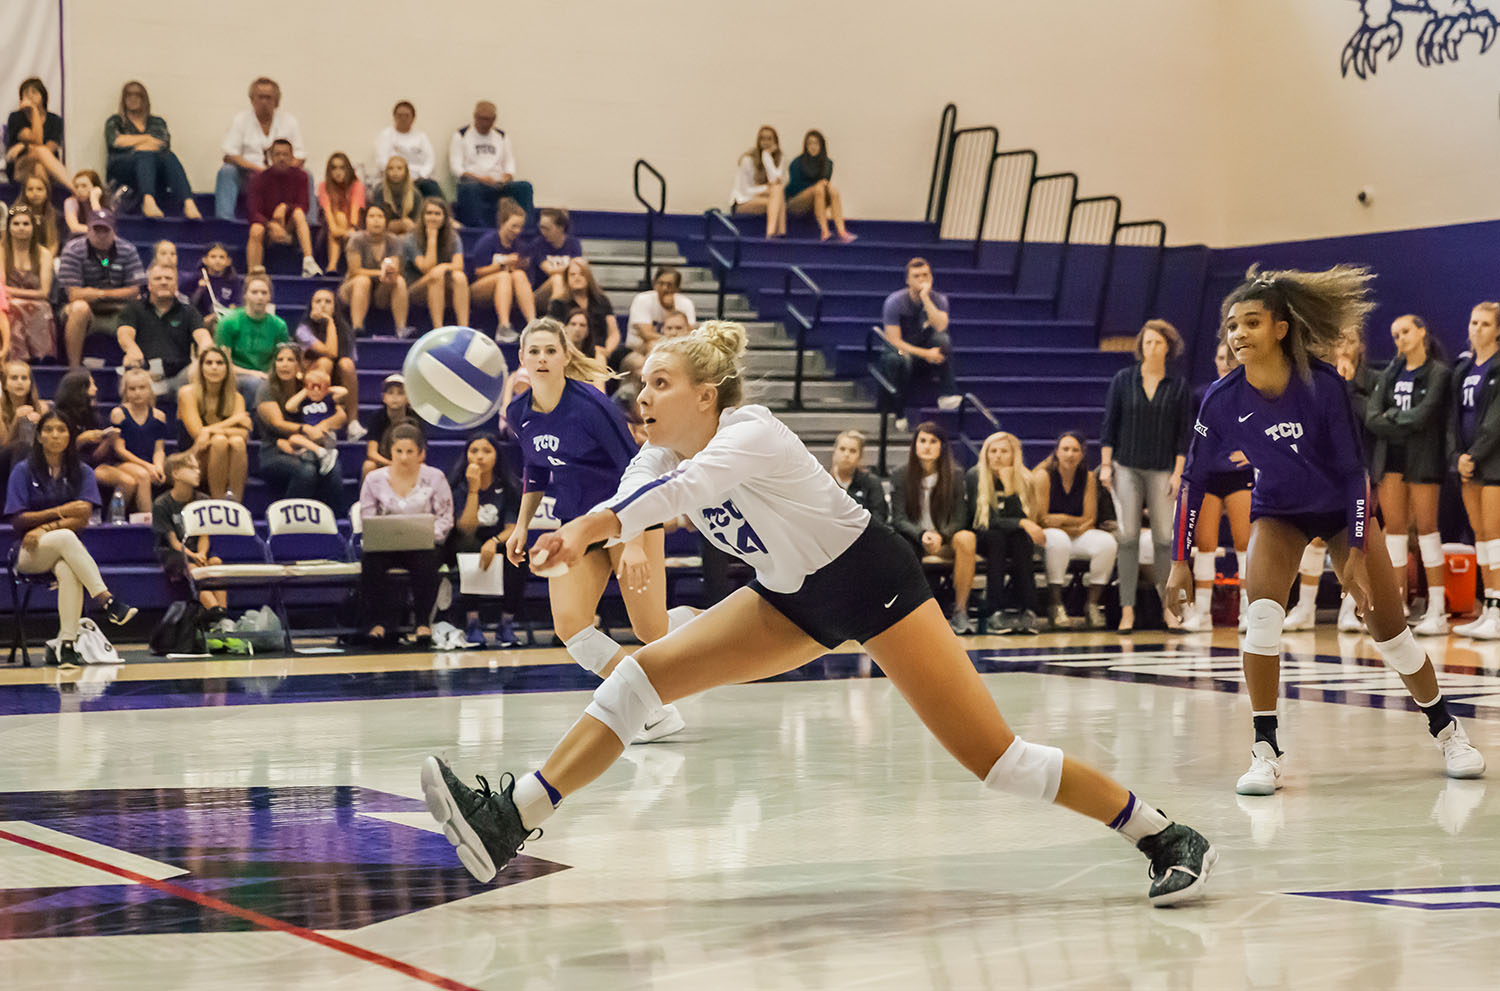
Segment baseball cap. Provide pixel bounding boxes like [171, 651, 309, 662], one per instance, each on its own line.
[89, 209, 116, 230]
[383, 373, 405, 387]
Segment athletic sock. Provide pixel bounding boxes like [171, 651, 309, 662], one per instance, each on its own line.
[1428, 587, 1446, 614]
[1108, 791, 1172, 844]
[1417, 694, 1455, 738]
[513, 770, 561, 830]
[1252, 711, 1281, 755]
[1194, 587, 1211, 615]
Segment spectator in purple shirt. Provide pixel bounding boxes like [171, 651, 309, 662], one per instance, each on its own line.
[878, 257, 959, 429]
[247, 139, 320, 276]
[57, 209, 145, 368]
[528, 208, 583, 298]
[468, 197, 534, 343]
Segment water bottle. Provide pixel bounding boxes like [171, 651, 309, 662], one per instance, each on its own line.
[108, 490, 126, 525]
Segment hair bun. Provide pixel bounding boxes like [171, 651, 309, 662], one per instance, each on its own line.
[696, 320, 749, 361]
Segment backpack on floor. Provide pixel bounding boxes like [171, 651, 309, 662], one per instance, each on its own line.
[149, 601, 207, 656]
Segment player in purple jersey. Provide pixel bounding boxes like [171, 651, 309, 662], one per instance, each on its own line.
[505, 317, 689, 742]
[1167, 266, 1485, 796]
[1450, 302, 1500, 639]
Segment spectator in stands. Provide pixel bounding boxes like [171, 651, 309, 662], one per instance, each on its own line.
[256, 343, 345, 510]
[1, 204, 57, 360]
[276, 366, 345, 475]
[182, 243, 241, 328]
[214, 273, 290, 409]
[153, 451, 228, 614]
[6, 410, 137, 665]
[783, 130, 855, 242]
[216, 76, 306, 221]
[341, 203, 414, 338]
[177, 347, 250, 500]
[13, 174, 60, 253]
[109, 367, 168, 514]
[729, 125, 785, 238]
[0, 282, 9, 361]
[361, 373, 420, 479]
[295, 288, 360, 436]
[968, 431, 1043, 634]
[625, 266, 696, 359]
[63, 169, 104, 239]
[5, 78, 68, 189]
[880, 257, 960, 428]
[469, 197, 533, 343]
[528, 208, 582, 298]
[408, 196, 470, 329]
[0, 361, 46, 456]
[58, 210, 145, 368]
[537, 258, 619, 361]
[118, 263, 214, 395]
[890, 421, 977, 634]
[1033, 431, 1116, 629]
[374, 101, 441, 199]
[370, 156, 422, 236]
[358, 422, 453, 646]
[149, 239, 178, 274]
[562, 306, 594, 353]
[828, 429, 888, 523]
[104, 81, 200, 220]
[53, 369, 141, 516]
[247, 139, 320, 276]
[451, 101, 534, 228]
[317, 152, 365, 274]
[1099, 319, 1190, 633]
[447, 431, 525, 647]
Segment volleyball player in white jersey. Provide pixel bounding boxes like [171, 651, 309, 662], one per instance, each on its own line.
[421, 321, 1217, 907]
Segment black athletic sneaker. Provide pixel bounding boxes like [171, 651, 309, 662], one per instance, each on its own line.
[420, 756, 539, 883]
[1137, 822, 1218, 907]
[102, 597, 137, 626]
[44, 641, 82, 666]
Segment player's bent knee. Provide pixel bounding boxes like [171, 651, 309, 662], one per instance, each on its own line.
[983, 736, 1063, 802]
[584, 656, 663, 746]
[564, 625, 619, 675]
[1242, 598, 1285, 655]
[1374, 627, 1428, 676]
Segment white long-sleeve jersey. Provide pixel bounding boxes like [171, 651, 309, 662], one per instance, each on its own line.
[602, 406, 870, 593]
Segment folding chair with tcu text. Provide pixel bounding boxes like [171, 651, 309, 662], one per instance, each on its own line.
[265, 498, 361, 646]
[182, 499, 291, 651]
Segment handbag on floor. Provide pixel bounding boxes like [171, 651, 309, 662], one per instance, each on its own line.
[150, 601, 207, 656]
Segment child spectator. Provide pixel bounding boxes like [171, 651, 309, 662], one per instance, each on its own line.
[63, 169, 104, 239]
[528, 208, 582, 298]
[374, 101, 442, 199]
[729, 125, 785, 239]
[182, 243, 242, 329]
[279, 367, 345, 475]
[53, 368, 141, 515]
[407, 196, 469, 329]
[318, 151, 365, 274]
[13, 174, 60, 254]
[784, 130, 855, 242]
[468, 197, 533, 343]
[153, 451, 228, 616]
[340, 204, 413, 337]
[370, 156, 422, 236]
[178, 347, 251, 500]
[247, 138, 320, 276]
[109, 366, 169, 514]
[1, 204, 56, 360]
[0, 360, 46, 450]
[294, 287, 361, 436]
[361, 374, 421, 479]
[450, 101, 533, 228]
[537, 258, 619, 361]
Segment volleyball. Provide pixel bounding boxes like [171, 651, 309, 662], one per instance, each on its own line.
[401, 326, 509, 430]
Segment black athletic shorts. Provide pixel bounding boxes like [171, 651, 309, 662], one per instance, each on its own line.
[1381, 445, 1443, 485]
[750, 520, 934, 649]
[1205, 469, 1254, 499]
[1252, 509, 1350, 544]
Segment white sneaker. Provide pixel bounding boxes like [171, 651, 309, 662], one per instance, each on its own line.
[301, 255, 323, 277]
[1412, 609, 1450, 637]
[1436, 719, 1486, 779]
[1180, 607, 1213, 633]
[1470, 610, 1500, 641]
[1337, 594, 1362, 632]
[635, 704, 685, 744]
[1455, 605, 1496, 637]
[1235, 741, 1283, 796]
[936, 394, 963, 411]
[317, 445, 339, 475]
[1284, 602, 1315, 632]
[495, 324, 519, 344]
[346, 420, 368, 442]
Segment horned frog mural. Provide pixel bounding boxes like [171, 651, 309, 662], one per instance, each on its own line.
[1343, 0, 1497, 77]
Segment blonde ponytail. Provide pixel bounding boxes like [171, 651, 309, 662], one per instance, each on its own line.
[652, 319, 750, 410]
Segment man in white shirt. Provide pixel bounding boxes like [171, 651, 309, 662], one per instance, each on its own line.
[449, 100, 534, 228]
[214, 77, 316, 222]
[374, 100, 442, 200]
[626, 267, 697, 352]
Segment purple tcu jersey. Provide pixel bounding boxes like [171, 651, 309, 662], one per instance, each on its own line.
[507, 378, 638, 521]
[1174, 359, 1370, 559]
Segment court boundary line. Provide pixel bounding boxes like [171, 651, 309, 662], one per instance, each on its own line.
[0, 825, 481, 991]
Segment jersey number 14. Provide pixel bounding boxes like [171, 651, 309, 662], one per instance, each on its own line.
[702, 498, 768, 555]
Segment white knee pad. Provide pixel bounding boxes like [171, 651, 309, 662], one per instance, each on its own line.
[1478, 541, 1492, 569]
[1418, 532, 1445, 569]
[1242, 598, 1286, 655]
[1374, 627, 1428, 676]
[983, 736, 1064, 803]
[666, 605, 697, 633]
[584, 656, 664, 746]
[1385, 533, 1409, 570]
[1298, 544, 1325, 578]
[565, 626, 621, 675]
[1193, 550, 1216, 582]
[1482, 539, 1500, 571]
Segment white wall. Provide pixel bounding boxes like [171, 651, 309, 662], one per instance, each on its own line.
[53, 1, 1500, 247]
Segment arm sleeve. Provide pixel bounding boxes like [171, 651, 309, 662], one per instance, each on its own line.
[1468, 376, 1500, 463]
[4, 464, 28, 517]
[432, 472, 454, 543]
[880, 292, 902, 329]
[291, 169, 310, 213]
[79, 467, 101, 507]
[104, 115, 122, 150]
[939, 469, 969, 540]
[1174, 378, 1192, 457]
[415, 134, 436, 178]
[221, 114, 242, 158]
[151, 116, 171, 148]
[888, 469, 922, 542]
[762, 151, 781, 184]
[1390, 364, 1449, 432]
[359, 474, 380, 521]
[1328, 375, 1372, 551]
[501, 134, 517, 177]
[284, 117, 305, 161]
[374, 131, 393, 173]
[122, 246, 146, 287]
[1362, 367, 1403, 438]
[56, 245, 82, 288]
[1100, 370, 1125, 448]
[864, 473, 890, 525]
[448, 132, 465, 178]
[1171, 395, 1225, 560]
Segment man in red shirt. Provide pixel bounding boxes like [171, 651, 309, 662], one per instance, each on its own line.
[247, 139, 320, 276]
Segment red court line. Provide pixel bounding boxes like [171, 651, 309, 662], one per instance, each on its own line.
[0, 826, 482, 991]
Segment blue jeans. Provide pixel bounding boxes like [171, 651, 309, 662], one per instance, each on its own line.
[256, 443, 346, 513]
[455, 179, 534, 228]
[877, 331, 956, 414]
[215, 164, 320, 223]
[107, 151, 193, 213]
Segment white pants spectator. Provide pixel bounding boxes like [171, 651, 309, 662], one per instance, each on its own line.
[17, 529, 108, 640]
[1111, 464, 1173, 608]
[1042, 527, 1117, 587]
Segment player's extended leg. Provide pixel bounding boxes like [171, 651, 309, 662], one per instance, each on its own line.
[1236, 517, 1309, 795]
[1327, 519, 1485, 779]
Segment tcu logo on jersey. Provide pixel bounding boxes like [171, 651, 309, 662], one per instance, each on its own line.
[533, 434, 560, 452]
[1263, 422, 1304, 441]
[700, 498, 768, 556]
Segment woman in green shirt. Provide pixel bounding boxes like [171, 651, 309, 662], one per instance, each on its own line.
[214, 273, 289, 411]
